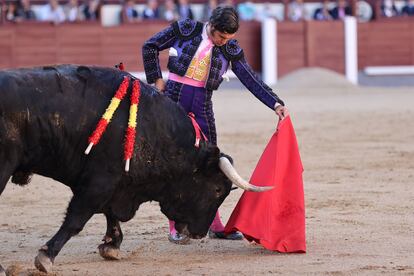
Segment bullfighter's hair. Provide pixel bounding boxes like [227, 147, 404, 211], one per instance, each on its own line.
[209, 5, 239, 34]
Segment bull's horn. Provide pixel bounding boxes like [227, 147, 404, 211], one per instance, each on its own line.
[219, 157, 273, 192]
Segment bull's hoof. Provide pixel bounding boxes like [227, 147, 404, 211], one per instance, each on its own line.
[34, 250, 53, 273]
[98, 244, 120, 260]
[0, 264, 5, 276]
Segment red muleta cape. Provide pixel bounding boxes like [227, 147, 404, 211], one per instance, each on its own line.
[224, 116, 306, 253]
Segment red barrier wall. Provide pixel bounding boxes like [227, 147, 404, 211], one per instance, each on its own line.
[0, 21, 261, 72]
[358, 19, 414, 68]
[1, 20, 413, 77]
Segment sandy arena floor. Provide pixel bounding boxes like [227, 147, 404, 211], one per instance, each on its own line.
[1, 69, 413, 275]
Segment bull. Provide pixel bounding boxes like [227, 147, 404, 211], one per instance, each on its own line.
[0, 65, 271, 273]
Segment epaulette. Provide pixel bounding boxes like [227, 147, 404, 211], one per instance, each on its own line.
[220, 39, 244, 62]
[172, 19, 204, 41]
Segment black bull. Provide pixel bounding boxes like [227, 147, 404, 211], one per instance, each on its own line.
[0, 65, 255, 272]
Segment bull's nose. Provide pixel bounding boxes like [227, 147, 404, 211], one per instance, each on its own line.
[189, 234, 204, 239]
[177, 225, 206, 239]
[181, 225, 190, 236]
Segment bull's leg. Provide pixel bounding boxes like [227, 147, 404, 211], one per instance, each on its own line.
[34, 174, 117, 273]
[0, 173, 10, 196]
[0, 161, 16, 195]
[34, 195, 95, 273]
[98, 213, 123, 260]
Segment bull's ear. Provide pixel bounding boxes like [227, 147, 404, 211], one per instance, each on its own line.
[219, 152, 234, 165]
[198, 145, 221, 172]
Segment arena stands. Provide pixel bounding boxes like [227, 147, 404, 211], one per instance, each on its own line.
[2, 0, 414, 25]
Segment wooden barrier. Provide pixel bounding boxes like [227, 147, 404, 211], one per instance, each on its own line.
[0, 21, 261, 72]
[306, 20, 345, 73]
[277, 19, 414, 77]
[358, 19, 414, 68]
[0, 21, 169, 71]
[0, 20, 414, 77]
[277, 22, 306, 77]
[277, 20, 344, 77]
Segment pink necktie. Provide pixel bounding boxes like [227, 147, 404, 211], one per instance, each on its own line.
[198, 39, 213, 60]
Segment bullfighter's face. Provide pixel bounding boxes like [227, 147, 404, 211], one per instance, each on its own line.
[208, 26, 236, 47]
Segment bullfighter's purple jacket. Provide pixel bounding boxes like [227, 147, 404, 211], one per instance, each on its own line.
[142, 19, 284, 109]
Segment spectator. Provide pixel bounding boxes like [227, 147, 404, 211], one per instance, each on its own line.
[142, 0, 160, 19]
[64, 0, 83, 22]
[41, 0, 66, 24]
[82, 0, 100, 21]
[237, 1, 256, 21]
[222, 0, 234, 6]
[402, 0, 414, 16]
[161, 0, 179, 21]
[16, 0, 37, 20]
[5, 2, 19, 22]
[256, 2, 279, 21]
[330, 0, 352, 20]
[313, 0, 332, 20]
[202, 0, 218, 21]
[120, 0, 140, 23]
[287, 0, 306, 21]
[176, 0, 193, 19]
[381, 0, 399, 17]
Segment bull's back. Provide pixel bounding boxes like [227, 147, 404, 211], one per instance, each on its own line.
[0, 65, 129, 136]
[0, 65, 195, 184]
[0, 65, 132, 180]
[1, 65, 123, 114]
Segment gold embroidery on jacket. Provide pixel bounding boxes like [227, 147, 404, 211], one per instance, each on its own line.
[185, 51, 211, 82]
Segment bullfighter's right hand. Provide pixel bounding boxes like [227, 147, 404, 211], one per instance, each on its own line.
[275, 105, 289, 121]
[155, 78, 166, 93]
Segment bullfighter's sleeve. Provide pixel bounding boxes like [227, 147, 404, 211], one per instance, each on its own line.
[232, 57, 285, 109]
[142, 25, 177, 84]
[223, 40, 284, 109]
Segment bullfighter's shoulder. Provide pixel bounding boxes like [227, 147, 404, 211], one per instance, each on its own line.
[171, 19, 204, 41]
[220, 39, 244, 62]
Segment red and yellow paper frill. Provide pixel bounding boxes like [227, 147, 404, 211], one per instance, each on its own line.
[124, 80, 141, 171]
[85, 76, 141, 172]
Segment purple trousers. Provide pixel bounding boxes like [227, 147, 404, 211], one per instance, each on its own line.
[165, 80, 226, 234]
[164, 80, 217, 145]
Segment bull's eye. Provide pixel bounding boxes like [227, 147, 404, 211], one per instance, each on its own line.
[215, 187, 222, 196]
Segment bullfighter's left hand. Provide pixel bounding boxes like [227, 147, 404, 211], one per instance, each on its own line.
[275, 105, 289, 120]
